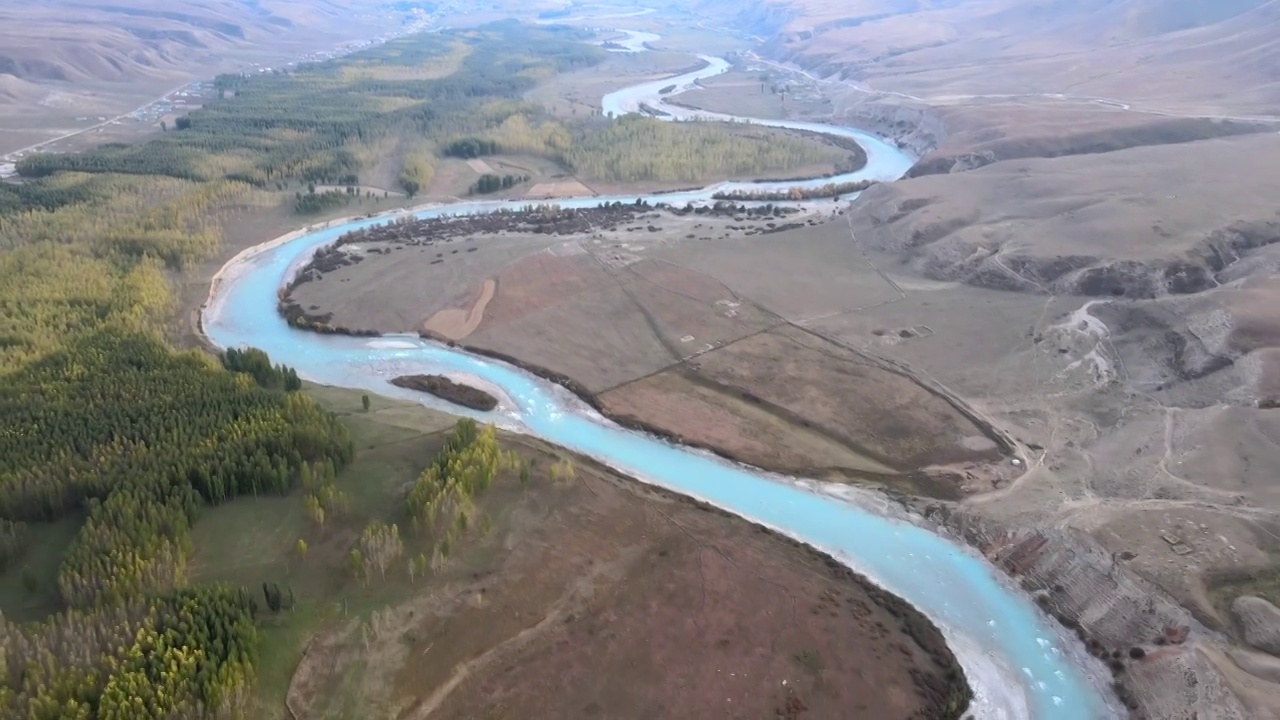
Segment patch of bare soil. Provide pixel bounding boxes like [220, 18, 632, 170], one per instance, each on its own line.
[289, 440, 969, 720]
[524, 178, 595, 199]
[422, 278, 494, 341]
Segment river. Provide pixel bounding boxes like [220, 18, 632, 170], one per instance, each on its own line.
[202, 26, 1117, 720]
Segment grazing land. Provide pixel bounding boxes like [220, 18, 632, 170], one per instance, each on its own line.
[675, 69, 834, 120]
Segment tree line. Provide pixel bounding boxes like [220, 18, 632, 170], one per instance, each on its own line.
[469, 173, 528, 195]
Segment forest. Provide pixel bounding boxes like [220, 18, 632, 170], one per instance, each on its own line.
[0, 19, 606, 719]
[475, 113, 848, 183]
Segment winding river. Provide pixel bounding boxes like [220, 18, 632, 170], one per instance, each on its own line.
[202, 27, 1117, 720]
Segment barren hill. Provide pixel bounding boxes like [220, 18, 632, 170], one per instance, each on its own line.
[0, 0, 385, 85]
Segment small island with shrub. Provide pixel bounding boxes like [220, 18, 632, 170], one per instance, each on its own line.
[390, 374, 499, 411]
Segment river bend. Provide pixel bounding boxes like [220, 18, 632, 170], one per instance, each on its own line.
[202, 27, 1115, 720]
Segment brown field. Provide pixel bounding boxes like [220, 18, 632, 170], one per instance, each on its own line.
[295, 209, 1015, 496]
[472, 278, 679, 391]
[689, 325, 1004, 470]
[286, 428, 966, 720]
[599, 369, 899, 479]
[524, 178, 595, 198]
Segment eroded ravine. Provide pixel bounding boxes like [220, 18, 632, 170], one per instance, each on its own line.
[201, 23, 1118, 720]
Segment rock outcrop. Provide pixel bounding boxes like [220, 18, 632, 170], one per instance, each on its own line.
[1232, 596, 1280, 657]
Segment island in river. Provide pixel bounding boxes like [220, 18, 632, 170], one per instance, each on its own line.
[389, 374, 499, 411]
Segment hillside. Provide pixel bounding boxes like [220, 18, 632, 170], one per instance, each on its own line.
[0, 0, 391, 85]
[693, 0, 1280, 115]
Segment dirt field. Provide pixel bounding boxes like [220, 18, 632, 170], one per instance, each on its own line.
[284, 416, 968, 720]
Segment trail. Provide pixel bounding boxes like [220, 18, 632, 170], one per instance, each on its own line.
[1, 82, 189, 163]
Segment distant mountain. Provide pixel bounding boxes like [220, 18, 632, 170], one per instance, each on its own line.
[695, 0, 1280, 114]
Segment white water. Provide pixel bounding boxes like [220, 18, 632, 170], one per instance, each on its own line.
[202, 26, 1117, 720]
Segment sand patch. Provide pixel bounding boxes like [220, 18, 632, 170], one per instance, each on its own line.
[422, 278, 495, 341]
[465, 158, 494, 174]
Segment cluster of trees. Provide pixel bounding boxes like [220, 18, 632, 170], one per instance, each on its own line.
[0, 331, 351, 519]
[294, 188, 353, 215]
[405, 420, 519, 568]
[1, 580, 265, 717]
[441, 137, 499, 158]
[0, 175, 268, 371]
[259, 582, 295, 613]
[711, 178, 878, 202]
[469, 173, 528, 195]
[221, 346, 302, 391]
[482, 114, 571, 158]
[397, 147, 434, 197]
[562, 116, 843, 183]
[350, 522, 404, 583]
[0, 330, 354, 715]
[301, 459, 348, 532]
